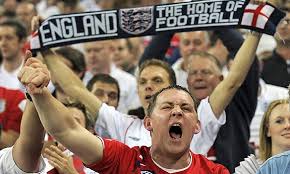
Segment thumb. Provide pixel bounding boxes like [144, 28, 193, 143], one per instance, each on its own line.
[24, 50, 32, 63]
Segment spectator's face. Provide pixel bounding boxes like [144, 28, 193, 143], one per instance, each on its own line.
[144, 89, 200, 156]
[84, 41, 111, 73]
[0, 26, 24, 61]
[16, 3, 36, 32]
[277, 12, 290, 42]
[267, 103, 290, 152]
[179, 31, 210, 60]
[90, 81, 119, 108]
[111, 39, 134, 70]
[138, 65, 171, 110]
[187, 56, 222, 100]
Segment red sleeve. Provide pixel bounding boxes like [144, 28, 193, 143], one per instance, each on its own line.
[85, 138, 138, 174]
[0, 88, 25, 133]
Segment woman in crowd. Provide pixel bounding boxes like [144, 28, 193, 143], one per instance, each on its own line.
[259, 99, 290, 162]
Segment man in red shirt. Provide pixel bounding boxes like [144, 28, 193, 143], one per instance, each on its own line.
[19, 56, 229, 173]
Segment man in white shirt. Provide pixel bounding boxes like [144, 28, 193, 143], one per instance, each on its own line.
[82, 40, 141, 113]
[0, 18, 27, 90]
[172, 31, 211, 88]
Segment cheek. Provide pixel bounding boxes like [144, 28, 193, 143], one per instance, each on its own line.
[268, 125, 281, 137]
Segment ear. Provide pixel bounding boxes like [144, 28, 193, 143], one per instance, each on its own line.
[193, 120, 201, 134]
[144, 116, 153, 132]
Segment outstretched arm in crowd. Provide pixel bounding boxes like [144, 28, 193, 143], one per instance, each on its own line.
[18, 55, 104, 165]
[3, 52, 46, 172]
[209, 31, 261, 117]
[31, 17, 102, 122]
[41, 49, 102, 122]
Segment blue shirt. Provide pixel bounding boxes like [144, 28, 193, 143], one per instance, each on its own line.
[256, 151, 290, 174]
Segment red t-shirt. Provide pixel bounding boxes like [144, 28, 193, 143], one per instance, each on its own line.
[0, 87, 25, 133]
[87, 139, 229, 174]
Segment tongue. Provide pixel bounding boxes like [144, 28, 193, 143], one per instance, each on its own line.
[170, 132, 181, 139]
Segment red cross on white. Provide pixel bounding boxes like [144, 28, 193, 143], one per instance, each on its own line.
[242, 4, 274, 29]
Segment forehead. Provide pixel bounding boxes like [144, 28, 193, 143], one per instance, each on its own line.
[93, 81, 118, 91]
[156, 89, 194, 105]
[188, 56, 217, 70]
[270, 103, 290, 119]
[139, 65, 169, 80]
[84, 41, 111, 49]
[0, 26, 16, 34]
[180, 31, 207, 41]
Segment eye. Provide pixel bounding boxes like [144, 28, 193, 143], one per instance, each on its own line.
[138, 79, 146, 85]
[182, 40, 190, 46]
[275, 118, 284, 124]
[108, 92, 118, 100]
[162, 105, 172, 110]
[153, 77, 163, 84]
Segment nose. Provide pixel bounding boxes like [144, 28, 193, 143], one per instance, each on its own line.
[145, 82, 153, 91]
[171, 106, 183, 117]
[285, 120, 290, 130]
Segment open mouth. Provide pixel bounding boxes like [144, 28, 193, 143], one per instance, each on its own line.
[169, 123, 182, 139]
[145, 95, 152, 100]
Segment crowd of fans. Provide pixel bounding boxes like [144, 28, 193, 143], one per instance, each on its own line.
[0, 0, 289, 173]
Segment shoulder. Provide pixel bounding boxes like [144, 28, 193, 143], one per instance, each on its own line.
[258, 151, 290, 173]
[191, 152, 229, 173]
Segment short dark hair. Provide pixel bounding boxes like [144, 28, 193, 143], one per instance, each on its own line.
[0, 18, 27, 41]
[55, 47, 86, 75]
[86, 74, 120, 103]
[188, 51, 223, 71]
[64, 102, 94, 130]
[147, 85, 198, 116]
[139, 59, 176, 86]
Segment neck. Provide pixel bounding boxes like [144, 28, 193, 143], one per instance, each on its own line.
[272, 145, 290, 156]
[90, 66, 110, 75]
[150, 147, 191, 169]
[276, 45, 290, 61]
[2, 55, 23, 73]
[181, 58, 187, 71]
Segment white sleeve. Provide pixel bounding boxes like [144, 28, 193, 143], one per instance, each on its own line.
[190, 97, 226, 155]
[95, 103, 135, 142]
[0, 147, 46, 174]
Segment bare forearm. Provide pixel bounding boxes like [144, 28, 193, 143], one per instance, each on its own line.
[31, 88, 103, 164]
[31, 88, 77, 137]
[41, 50, 85, 94]
[210, 32, 261, 116]
[41, 50, 101, 119]
[227, 32, 261, 86]
[13, 101, 45, 172]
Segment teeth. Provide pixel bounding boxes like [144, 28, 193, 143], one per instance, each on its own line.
[173, 123, 181, 127]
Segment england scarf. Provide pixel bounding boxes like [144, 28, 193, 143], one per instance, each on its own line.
[30, 0, 286, 51]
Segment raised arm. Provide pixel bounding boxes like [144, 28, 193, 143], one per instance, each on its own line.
[12, 101, 44, 172]
[40, 49, 102, 121]
[209, 31, 261, 117]
[18, 57, 103, 165]
[11, 52, 45, 172]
